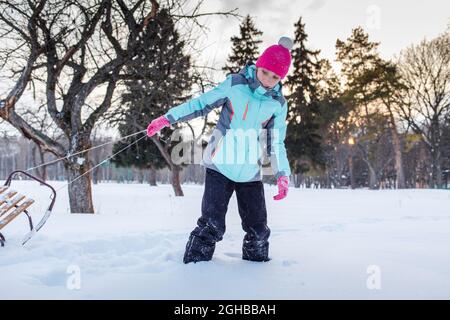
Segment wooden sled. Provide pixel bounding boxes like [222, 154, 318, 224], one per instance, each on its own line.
[0, 170, 56, 246]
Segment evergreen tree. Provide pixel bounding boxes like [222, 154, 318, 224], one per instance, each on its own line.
[336, 26, 381, 105]
[369, 59, 407, 188]
[313, 58, 351, 188]
[111, 8, 192, 188]
[223, 15, 263, 75]
[284, 17, 324, 185]
[335, 26, 388, 189]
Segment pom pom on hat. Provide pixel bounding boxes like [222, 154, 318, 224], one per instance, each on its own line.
[278, 36, 294, 50]
[256, 36, 293, 79]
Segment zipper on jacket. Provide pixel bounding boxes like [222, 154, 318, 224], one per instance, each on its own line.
[242, 100, 249, 120]
[237, 98, 262, 181]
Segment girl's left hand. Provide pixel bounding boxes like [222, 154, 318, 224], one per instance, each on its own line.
[273, 176, 289, 200]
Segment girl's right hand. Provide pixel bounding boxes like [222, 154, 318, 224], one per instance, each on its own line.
[147, 116, 170, 137]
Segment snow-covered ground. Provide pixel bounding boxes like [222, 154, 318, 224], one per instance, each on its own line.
[0, 180, 449, 299]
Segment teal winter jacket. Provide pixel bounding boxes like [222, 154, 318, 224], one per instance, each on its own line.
[164, 62, 291, 183]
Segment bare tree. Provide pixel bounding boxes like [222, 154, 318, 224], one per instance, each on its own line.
[397, 32, 450, 188]
[0, 0, 239, 213]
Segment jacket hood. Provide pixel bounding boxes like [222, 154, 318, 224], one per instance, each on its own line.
[238, 62, 283, 100]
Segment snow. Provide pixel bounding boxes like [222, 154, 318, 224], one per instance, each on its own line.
[0, 180, 449, 299]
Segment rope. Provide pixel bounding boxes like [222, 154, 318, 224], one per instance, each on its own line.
[55, 133, 148, 192]
[25, 129, 148, 172]
[16, 128, 172, 192]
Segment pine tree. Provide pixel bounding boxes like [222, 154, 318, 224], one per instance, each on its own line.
[336, 26, 381, 105]
[222, 15, 263, 75]
[111, 8, 192, 190]
[284, 17, 324, 186]
[335, 26, 387, 189]
[312, 59, 351, 188]
[369, 59, 407, 188]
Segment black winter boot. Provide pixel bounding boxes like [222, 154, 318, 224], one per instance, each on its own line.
[242, 238, 270, 262]
[183, 234, 216, 264]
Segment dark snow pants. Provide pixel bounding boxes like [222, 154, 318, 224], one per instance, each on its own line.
[183, 168, 270, 264]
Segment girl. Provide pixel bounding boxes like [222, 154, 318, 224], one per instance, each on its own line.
[147, 37, 292, 263]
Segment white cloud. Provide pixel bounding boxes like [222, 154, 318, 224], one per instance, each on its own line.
[191, 0, 449, 80]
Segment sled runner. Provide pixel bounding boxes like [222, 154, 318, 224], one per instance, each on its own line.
[0, 170, 56, 247]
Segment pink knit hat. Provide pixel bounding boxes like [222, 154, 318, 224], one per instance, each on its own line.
[256, 37, 293, 80]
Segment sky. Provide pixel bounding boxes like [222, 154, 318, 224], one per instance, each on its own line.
[1, 0, 449, 136]
[194, 0, 449, 81]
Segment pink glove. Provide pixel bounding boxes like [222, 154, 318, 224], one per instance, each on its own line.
[273, 176, 289, 201]
[147, 116, 170, 137]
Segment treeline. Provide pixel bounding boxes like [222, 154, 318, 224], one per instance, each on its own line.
[0, 2, 448, 215]
[0, 135, 206, 184]
[114, 14, 450, 189]
[280, 18, 449, 190]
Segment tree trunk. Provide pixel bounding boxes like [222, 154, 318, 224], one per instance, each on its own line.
[387, 107, 405, 189]
[31, 144, 48, 182]
[430, 117, 443, 188]
[148, 167, 157, 186]
[335, 148, 346, 188]
[136, 168, 144, 184]
[368, 164, 378, 189]
[305, 177, 311, 188]
[431, 148, 443, 188]
[292, 160, 301, 188]
[349, 155, 356, 189]
[65, 160, 94, 214]
[391, 127, 405, 189]
[325, 170, 332, 189]
[418, 143, 429, 188]
[92, 163, 99, 185]
[148, 135, 184, 196]
[170, 165, 184, 196]
[294, 172, 302, 188]
[37, 145, 48, 182]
